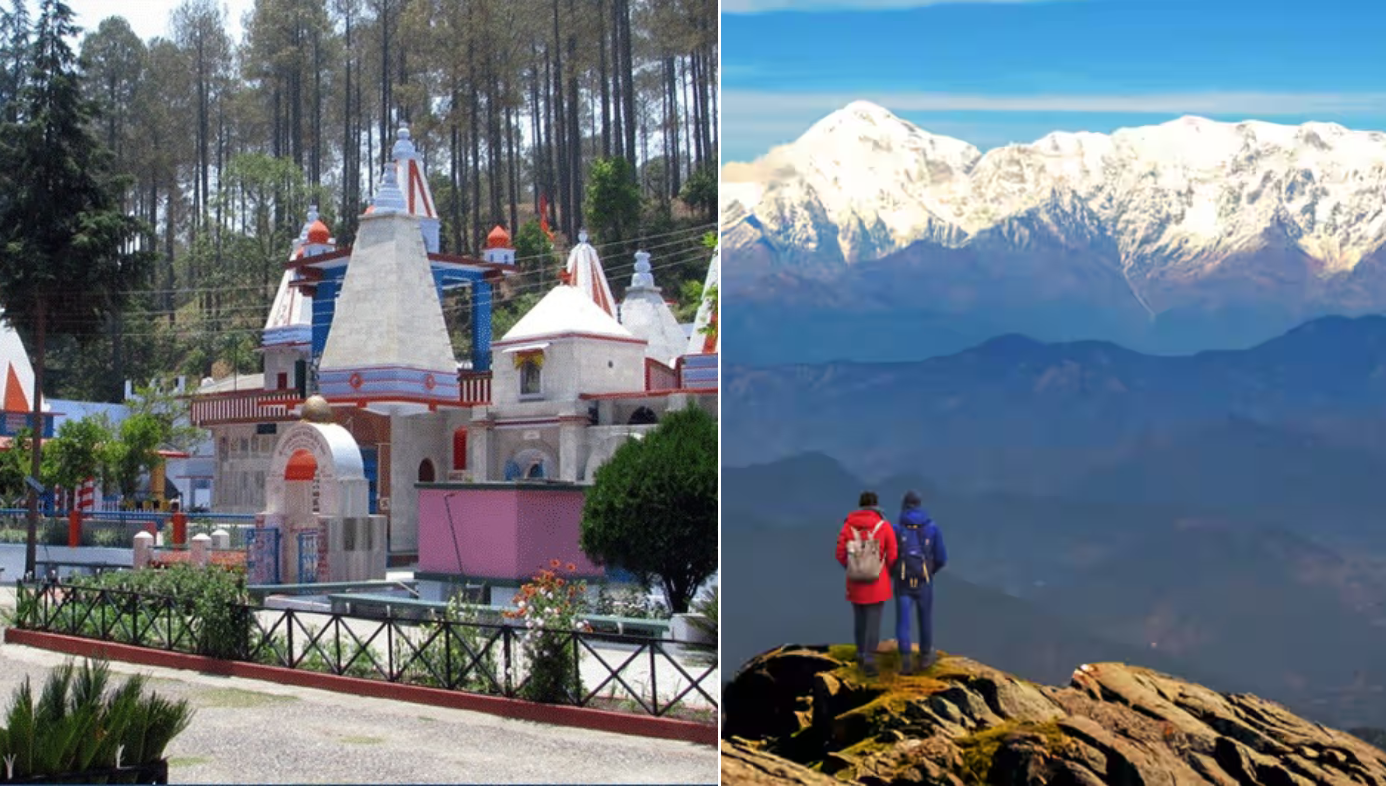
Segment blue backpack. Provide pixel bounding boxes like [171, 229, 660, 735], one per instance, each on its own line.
[897, 521, 932, 590]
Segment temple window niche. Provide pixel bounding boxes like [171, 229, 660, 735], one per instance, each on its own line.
[516, 348, 544, 400]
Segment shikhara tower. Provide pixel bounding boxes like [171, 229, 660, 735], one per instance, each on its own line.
[191, 124, 717, 565]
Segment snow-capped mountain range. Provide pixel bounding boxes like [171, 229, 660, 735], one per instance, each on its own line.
[723, 100, 1386, 275]
[722, 101, 1386, 364]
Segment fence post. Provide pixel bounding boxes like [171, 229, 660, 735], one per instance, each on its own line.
[171, 508, 188, 546]
[133, 532, 154, 569]
[191, 534, 211, 567]
[210, 528, 230, 551]
[67, 508, 81, 548]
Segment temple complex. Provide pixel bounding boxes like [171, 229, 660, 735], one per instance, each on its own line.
[191, 126, 719, 568]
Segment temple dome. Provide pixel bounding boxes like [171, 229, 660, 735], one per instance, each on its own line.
[500, 285, 635, 345]
[487, 225, 512, 249]
[307, 219, 331, 245]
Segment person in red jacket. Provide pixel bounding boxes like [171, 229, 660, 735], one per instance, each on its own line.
[836, 491, 898, 677]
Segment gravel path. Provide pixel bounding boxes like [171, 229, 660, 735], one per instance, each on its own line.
[0, 590, 717, 784]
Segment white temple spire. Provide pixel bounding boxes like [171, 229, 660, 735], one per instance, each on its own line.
[564, 229, 616, 317]
[391, 124, 440, 252]
[372, 159, 407, 214]
[630, 250, 654, 289]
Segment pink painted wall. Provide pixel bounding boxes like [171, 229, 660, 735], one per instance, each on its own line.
[517, 491, 603, 578]
[417, 488, 518, 576]
[417, 486, 601, 580]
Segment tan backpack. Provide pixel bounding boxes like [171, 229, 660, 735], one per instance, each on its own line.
[845, 519, 886, 582]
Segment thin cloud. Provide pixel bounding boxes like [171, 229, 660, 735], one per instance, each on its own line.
[725, 89, 1386, 116]
[724, 0, 1061, 11]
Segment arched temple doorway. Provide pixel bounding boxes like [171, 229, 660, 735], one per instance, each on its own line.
[504, 448, 553, 481]
[261, 403, 378, 585]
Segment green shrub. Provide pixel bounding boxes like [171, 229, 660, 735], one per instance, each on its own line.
[0, 659, 192, 781]
[503, 563, 588, 704]
[67, 564, 250, 659]
[398, 596, 503, 694]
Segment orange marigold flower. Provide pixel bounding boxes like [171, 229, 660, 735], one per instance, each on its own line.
[566, 562, 577, 572]
[550, 558, 561, 568]
[555, 577, 565, 587]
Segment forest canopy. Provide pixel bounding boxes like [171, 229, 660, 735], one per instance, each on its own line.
[0, 0, 717, 402]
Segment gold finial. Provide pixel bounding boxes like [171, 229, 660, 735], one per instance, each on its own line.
[301, 395, 333, 423]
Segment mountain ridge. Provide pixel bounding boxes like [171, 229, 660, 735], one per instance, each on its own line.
[721, 102, 1386, 362]
[723, 101, 1386, 271]
[722, 314, 1386, 489]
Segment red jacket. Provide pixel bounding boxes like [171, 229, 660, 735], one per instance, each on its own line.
[836, 509, 898, 604]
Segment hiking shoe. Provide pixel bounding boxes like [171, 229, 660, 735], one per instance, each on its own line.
[863, 662, 880, 678]
[920, 650, 938, 670]
[899, 654, 915, 676]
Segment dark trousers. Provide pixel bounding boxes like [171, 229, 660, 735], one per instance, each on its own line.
[852, 602, 884, 665]
[895, 583, 934, 660]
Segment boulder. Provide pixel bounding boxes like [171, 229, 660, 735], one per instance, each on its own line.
[722, 645, 1386, 785]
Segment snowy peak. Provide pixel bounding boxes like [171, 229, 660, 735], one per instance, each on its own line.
[724, 103, 1386, 271]
[722, 102, 981, 263]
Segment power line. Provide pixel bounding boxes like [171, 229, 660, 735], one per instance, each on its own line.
[109, 222, 715, 297]
[41, 251, 714, 340]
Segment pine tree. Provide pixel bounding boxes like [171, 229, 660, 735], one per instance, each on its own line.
[0, 0, 145, 576]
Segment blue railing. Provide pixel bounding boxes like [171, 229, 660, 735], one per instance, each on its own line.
[0, 508, 256, 523]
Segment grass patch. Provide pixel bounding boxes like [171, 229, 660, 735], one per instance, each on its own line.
[339, 735, 386, 745]
[828, 644, 858, 662]
[169, 756, 212, 768]
[956, 720, 1066, 785]
[197, 687, 299, 708]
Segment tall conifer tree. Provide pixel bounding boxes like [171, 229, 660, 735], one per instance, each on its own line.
[0, 0, 144, 576]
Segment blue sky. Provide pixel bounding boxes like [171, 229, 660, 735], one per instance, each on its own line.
[722, 0, 1386, 162]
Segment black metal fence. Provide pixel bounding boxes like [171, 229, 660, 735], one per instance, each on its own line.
[13, 581, 717, 723]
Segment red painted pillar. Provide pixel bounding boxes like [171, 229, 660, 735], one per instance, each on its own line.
[67, 508, 81, 548]
[171, 510, 187, 547]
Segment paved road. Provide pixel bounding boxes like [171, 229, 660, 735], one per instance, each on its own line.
[0, 591, 717, 784]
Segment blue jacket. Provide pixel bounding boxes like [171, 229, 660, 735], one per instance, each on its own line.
[894, 507, 947, 585]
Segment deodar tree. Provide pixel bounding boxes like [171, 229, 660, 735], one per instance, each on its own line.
[0, 0, 144, 576]
[580, 405, 717, 614]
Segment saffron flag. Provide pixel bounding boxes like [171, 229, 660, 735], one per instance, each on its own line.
[539, 193, 554, 241]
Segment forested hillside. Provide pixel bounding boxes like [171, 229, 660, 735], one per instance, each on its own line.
[0, 0, 716, 401]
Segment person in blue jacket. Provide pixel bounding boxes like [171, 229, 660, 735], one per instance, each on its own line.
[892, 490, 947, 674]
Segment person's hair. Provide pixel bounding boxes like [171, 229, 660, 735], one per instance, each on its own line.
[859, 491, 878, 508]
[902, 490, 922, 509]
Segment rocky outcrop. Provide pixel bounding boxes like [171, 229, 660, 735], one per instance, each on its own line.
[722, 645, 1386, 785]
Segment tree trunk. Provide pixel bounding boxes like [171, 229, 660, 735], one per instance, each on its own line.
[529, 51, 544, 218]
[450, 86, 462, 254]
[379, 0, 391, 166]
[470, 84, 482, 250]
[506, 98, 518, 233]
[312, 28, 323, 188]
[598, 0, 610, 159]
[23, 301, 46, 578]
[619, 0, 636, 170]
[487, 69, 502, 226]
[551, 0, 568, 236]
[342, 9, 354, 225]
[666, 57, 679, 200]
[566, 0, 581, 233]
[610, 0, 624, 162]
